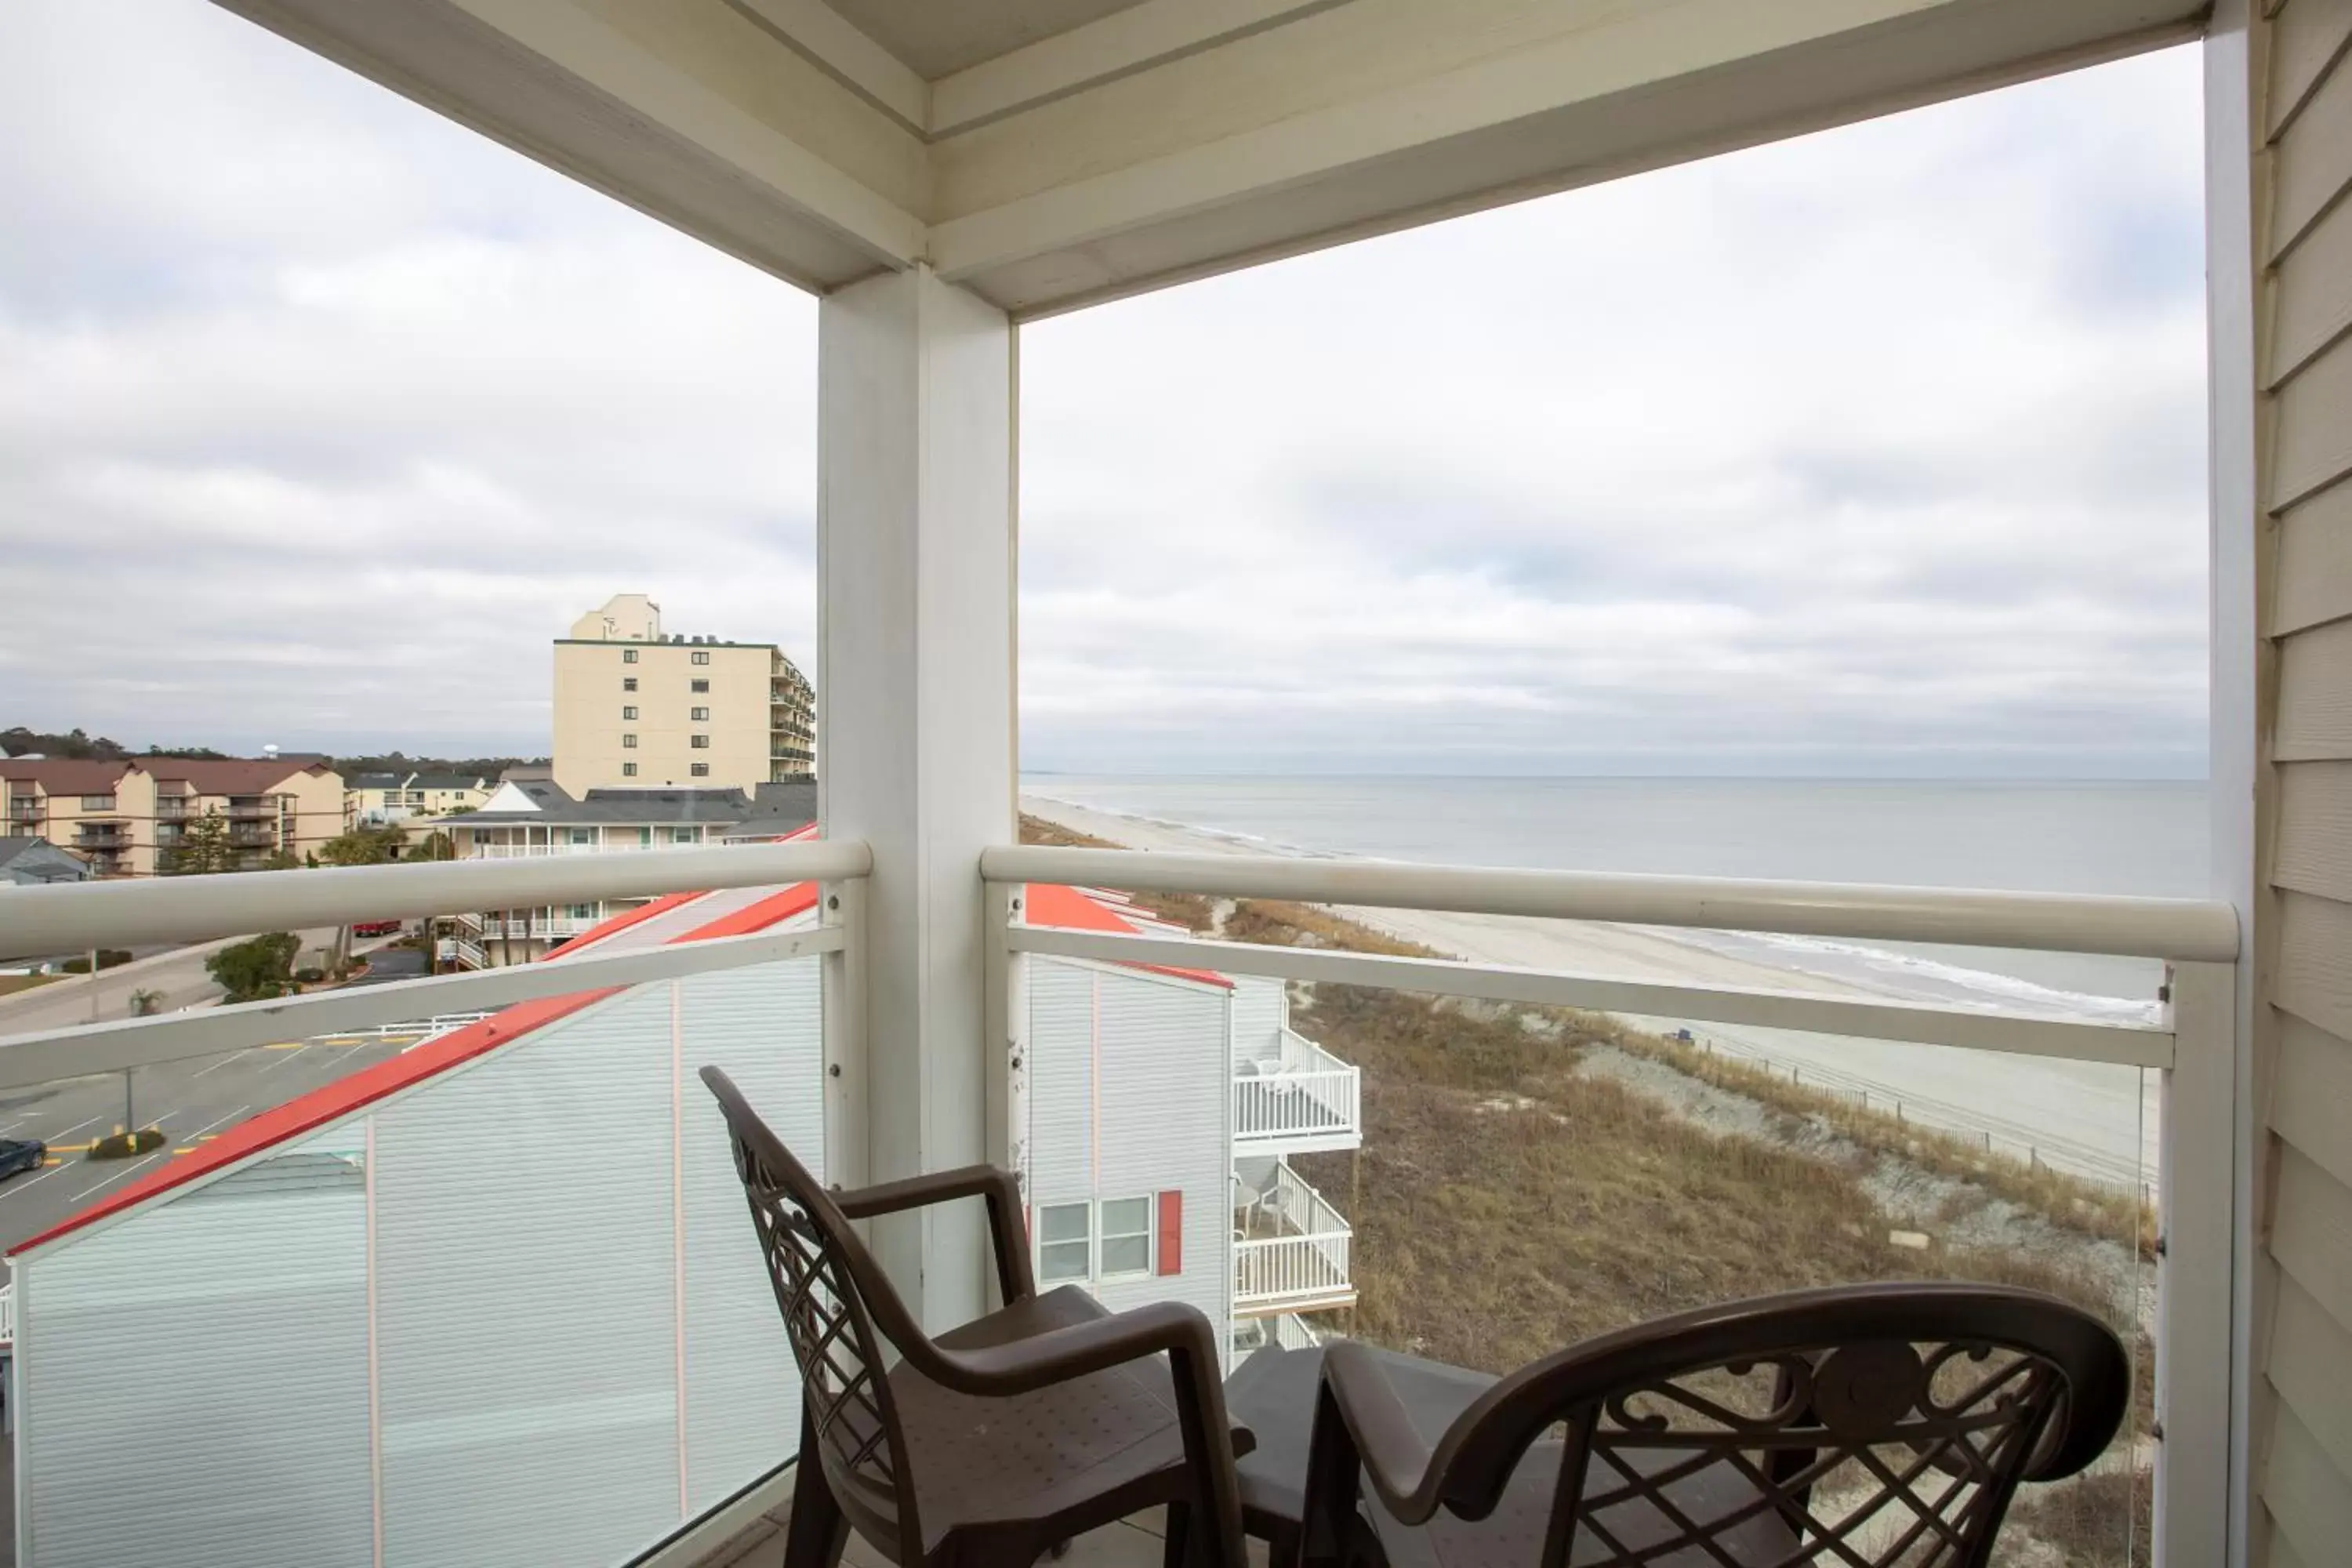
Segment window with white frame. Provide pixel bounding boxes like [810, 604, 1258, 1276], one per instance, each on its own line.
[622, 734, 637, 749]
[672, 827, 695, 844]
[691, 735, 710, 749]
[690, 763, 710, 777]
[622, 762, 637, 777]
[622, 706, 638, 720]
[1037, 1203, 1090, 1285]
[1098, 1196, 1154, 1278]
[691, 650, 710, 665]
[691, 706, 709, 721]
[622, 648, 638, 664]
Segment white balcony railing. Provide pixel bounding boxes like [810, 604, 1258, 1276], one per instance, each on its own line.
[1233, 1029, 1360, 1149]
[469, 840, 667, 858]
[1233, 1162, 1353, 1314]
[0, 837, 2242, 1565]
[456, 913, 606, 938]
[0, 1281, 14, 1347]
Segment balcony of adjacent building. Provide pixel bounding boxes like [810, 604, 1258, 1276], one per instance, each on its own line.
[223, 797, 278, 820]
[1234, 1028, 1360, 1155]
[1231, 1159, 1356, 1317]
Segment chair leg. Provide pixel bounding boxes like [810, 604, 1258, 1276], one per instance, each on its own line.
[1163, 1503, 1191, 1568]
[784, 1410, 851, 1568]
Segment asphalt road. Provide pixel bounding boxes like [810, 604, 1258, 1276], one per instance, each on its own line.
[0, 934, 437, 1283]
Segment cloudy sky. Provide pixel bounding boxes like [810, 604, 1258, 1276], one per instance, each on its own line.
[1, 2, 2208, 777]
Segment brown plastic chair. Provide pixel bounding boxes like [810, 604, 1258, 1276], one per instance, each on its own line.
[702, 1066, 1250, 1568]
[1298, 1282, 2130, 1568]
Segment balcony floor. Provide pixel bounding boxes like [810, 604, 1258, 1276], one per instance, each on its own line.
[695, 1504, 1262, 1568]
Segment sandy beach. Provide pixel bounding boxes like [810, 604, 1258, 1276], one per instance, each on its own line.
[1022, 793, 2161, 1189]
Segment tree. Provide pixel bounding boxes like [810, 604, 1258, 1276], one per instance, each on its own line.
[319, 824, 408, 866]
[416, 829, 456, 862]
[260, 848, 301, 870]
[205, 933, 300, 1002]
[128, 988, 165, 1017]
[164, 808, 236, 875]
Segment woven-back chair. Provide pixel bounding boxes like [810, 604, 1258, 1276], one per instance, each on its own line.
[702, 1067, 1249, 1568]
[1301, 1282, 2130, 1568]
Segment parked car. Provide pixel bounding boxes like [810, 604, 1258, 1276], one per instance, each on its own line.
[351, 920, 403, 938]
[0, 1140, 47, 1181]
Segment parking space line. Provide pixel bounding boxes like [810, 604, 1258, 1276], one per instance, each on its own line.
[192, 1049, 253, 1079]
[0, 1162, 78, 1200]
[71, 1150, 172, 1203]
[259, 1045, 312, 1073]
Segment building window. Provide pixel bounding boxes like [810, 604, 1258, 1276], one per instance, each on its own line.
[622, 734, 637, 749]
[1036, 1204, 1091, 1286]
[691, 735, 710, 750]
[80, 795, 117, 811]
[568, 903, 596, 920]
[1098, 1196, 1154, 1278]
[622, 762, 637, 777]
[690, 706, 709, 721]
[570, 828, 594, 845]
[691, 651, 710, 665]
[622, 648, 638, 663]
[623, 677, 637, 692]
[672, 827, 697, 844]
[691, 679, 710, 693]
[622, 706, 638, 720]
[637, 827, 654, 847]
[690, 763, 710, 778]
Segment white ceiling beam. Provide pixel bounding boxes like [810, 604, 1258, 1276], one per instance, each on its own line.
[924, 0, 2207, 316]
[216, 0, 927, 292]
[928, 0, 1341, 136]
[726, 0, 931, 133]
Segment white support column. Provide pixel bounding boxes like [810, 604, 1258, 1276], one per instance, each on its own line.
[818, 263, 1017, 1332]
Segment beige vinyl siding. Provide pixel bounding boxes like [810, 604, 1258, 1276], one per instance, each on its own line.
[2256, 5, 2352, 1564]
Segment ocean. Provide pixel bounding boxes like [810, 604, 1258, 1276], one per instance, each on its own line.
[1021, 775, 2211, 1184]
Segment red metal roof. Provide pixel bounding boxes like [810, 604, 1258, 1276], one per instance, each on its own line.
[1022, 884, 1232, 989]
[12, 878, 820, 1258]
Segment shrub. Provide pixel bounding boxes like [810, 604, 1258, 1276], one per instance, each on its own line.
[205, 931, 302, 1003]
[60, 949, 133, 974]
[294, 967, 326, 984]
[89, 1127, 168, 1161]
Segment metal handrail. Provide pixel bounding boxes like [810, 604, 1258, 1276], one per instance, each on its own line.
[982, 845, 2239, 961]
[0, 839, 873, 955]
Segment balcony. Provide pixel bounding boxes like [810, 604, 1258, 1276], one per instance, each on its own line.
[223, 800, 277, 819]
[1233, 1029, 1360, 1153]
[1232, 1162, 1354, 1316]
[0, 819, 2239, 1568]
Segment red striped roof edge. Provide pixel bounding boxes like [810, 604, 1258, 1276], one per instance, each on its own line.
[12, 877, 822, 1258]
[1022, 884, 1232, 989]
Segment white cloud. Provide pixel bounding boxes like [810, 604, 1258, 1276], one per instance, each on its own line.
[0, 2, 2206, 775]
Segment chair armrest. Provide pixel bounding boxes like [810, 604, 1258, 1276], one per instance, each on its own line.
[834, 1163, 1035, 1305]
[1321, 1341, 1446, 1523]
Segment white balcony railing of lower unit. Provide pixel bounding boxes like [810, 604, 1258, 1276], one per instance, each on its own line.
[1233, 1028, 1360, 1149]
[0, 1281, 14, 1347]
[455, 911, 608, 938]
[0, 840, 2244, 1565]
[1233, 1162, 1354, 1314]
[469, 840, 687, 858]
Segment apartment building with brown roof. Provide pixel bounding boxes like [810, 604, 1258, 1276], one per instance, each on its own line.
[0, 756, 347, 876]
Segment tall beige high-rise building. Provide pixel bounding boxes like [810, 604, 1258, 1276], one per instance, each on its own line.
[552, 593, 815, 797]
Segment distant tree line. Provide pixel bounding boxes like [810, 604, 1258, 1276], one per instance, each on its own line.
[1, 726, 227, 760]
[2, 726, 543, 776]
[331, 750, 546, 777]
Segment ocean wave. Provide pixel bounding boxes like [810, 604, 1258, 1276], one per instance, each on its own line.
[1024, 793, 2161, 1025]
[1679, 927, 2161, 1024]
